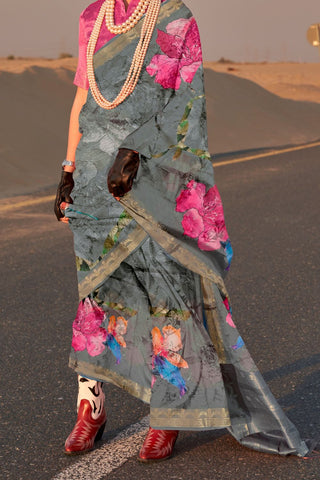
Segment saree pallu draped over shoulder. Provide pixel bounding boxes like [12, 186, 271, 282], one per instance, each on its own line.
[67, 0, 308, 457]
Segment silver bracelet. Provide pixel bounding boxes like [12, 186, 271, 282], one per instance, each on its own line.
[62, 159, 75, 167]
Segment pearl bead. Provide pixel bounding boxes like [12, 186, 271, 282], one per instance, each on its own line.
[87, 0, 161, 109]
[105, 0, 152, 34]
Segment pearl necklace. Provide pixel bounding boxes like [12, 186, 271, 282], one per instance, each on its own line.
[87, 0, 161, 110]
[106, 0, 151, 34]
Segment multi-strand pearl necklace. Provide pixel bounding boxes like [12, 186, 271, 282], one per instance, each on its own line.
[105, 0, 151, 34]
[87, 0, 161, 110]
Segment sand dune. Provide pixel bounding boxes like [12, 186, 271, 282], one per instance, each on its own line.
[206, 69, 320, 154]
[205, 62, 320, 104]
[0, 66, 75, 198]
[1, 59, 319, 198]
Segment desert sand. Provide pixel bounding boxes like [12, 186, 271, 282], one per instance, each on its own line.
[204, 61, 320, 104]
[0, 58, 319, 198]
[2, 57, 319, 103]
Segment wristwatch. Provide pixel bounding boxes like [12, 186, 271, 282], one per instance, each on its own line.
[62, 159, 75, 168]
[62, 159, 76, 172]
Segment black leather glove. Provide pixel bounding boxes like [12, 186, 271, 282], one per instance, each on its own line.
[107, 148, 140, 198]
[54, 170, 74, 221]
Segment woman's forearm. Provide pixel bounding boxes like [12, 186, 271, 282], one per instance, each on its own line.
[65, 87, 88, 163]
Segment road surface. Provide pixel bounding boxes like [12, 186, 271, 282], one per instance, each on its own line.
[1, 144, 319, 480]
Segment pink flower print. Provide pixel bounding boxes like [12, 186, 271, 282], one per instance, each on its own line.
[72, 298, 107, 357]
[176, 179, 206, 213]
[181, 208, 204, 238]
[166, 17, 191, 37]
[198, 228, 223, 251]
[86, 328, 109, 356]
[226, 313, 236, 329]
[71, 329, 87, 352]
[175, 181, 231, 255]
[223, 298, 230, 310]
[202, 186, 227, 235]
[223, 298, 236, 328]
[146, 17, 202, 90]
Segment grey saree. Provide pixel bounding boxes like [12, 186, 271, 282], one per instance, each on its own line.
[66, 0, 308, 457]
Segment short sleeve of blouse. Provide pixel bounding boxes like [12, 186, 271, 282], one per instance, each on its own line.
[74, 12, 90, 90]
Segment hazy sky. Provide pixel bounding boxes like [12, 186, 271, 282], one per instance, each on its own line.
[1, 0, 319, 62]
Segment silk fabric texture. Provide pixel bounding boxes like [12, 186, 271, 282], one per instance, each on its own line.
[67, 0, 308, 457]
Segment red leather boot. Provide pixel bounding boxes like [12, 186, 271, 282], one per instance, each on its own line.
[64, 376, 106, 455]
[64, 399, 107, 454]
[138, 427, 179, 462]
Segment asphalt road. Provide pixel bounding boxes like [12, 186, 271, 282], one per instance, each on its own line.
[1, 145, 319, 480]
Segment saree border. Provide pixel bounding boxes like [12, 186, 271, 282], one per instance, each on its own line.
[120, 194, 229, 298]
[94, 0, 186, 69]
[150, 407, 231, 429]
[69, 359, 152, 404]
[78, 224, 147, 300]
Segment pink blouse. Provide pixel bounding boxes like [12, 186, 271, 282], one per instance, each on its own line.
[74, 0, 167, 90]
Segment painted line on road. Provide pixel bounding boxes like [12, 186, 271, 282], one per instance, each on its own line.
[52, 416, 149, 480]
[0, 194, 56, 213]
[213, 140, 320, 167]
[2, 141, 320, 214]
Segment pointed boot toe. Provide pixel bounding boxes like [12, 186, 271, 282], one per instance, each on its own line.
[138, 427, 179, 463]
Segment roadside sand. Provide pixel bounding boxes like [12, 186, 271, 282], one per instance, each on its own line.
[2, 58, 319, 103]
[204, 62, 320, 104]
[0, 57, 79, 74]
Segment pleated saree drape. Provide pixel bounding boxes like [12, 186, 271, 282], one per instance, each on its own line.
[66, 0, 308, 456]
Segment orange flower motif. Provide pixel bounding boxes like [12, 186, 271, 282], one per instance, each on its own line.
[152, 325, 188, 369]
[107, 315, 128, 348]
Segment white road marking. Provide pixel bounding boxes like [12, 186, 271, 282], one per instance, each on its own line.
[2, 140, 320, 214]
[213, 140, 320, 167]
[52, 416, 149, 480]
[0, 194, 56, 213]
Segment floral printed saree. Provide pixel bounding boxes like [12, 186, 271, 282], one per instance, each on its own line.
[66, 0, 308, 456]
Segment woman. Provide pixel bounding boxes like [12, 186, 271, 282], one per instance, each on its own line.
[54, 0, 308, 462]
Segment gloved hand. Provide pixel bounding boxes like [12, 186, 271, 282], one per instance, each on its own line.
[54, 170, 74, 221]
[107, 148, 140, 198]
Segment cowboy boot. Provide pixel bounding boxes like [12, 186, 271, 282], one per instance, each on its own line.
[64, 376, 107, 455]
[138, 427, 179, 462]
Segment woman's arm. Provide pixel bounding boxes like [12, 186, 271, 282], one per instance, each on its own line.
[65, 86, 88, 164]
[54, 86, 88, 221]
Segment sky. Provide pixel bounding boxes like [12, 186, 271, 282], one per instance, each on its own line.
[1, 0, 319, 62]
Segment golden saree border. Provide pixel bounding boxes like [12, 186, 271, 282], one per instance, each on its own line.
[69, 358, 152, 404]
[120, 194, 228, 298]
[150, 407, 231, 429]
[94, 0, 185, 69]
[78, 224, 147, 300]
